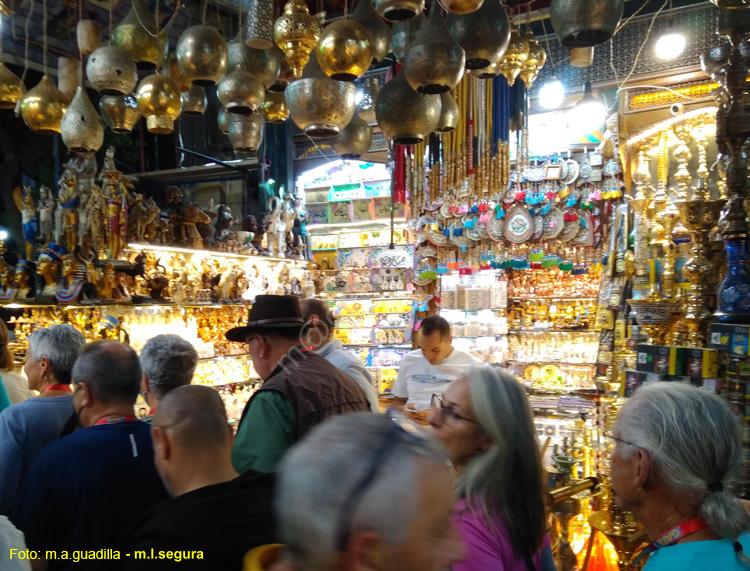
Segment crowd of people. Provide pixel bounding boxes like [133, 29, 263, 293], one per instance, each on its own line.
[0, 293, 748, 571]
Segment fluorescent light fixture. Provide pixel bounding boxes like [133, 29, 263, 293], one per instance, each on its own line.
[538, 77, 566, 110]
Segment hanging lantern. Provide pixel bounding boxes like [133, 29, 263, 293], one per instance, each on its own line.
[497, 26, 529, 86]
[61, 87, 104, 153]
[405, 6, 465, 94]
[438, 0, 483, 14]
[111, 0, 167, 69]
[374, 0, 424, 22]
[476, 59, 500, 79]
[0, 62, 24, 110]
[519, 32, 546, 87]
[391, 12, 426, 62]
[99, 94, 141, 133]
[77, 20, 101, 56]
[136, 74, 182, 134]
[246, 0, 274, 49]
[333, 113, 373, 159]
[217, 68, 265, 115]
[228, 35, 281, 90]
[161, 53, 192, 92]
[357, 77, 379, 124]
[435, 91, 458, 132]
[285, 56, 357, 138]
[550, 0, 624, 47]
[218, 107, 230, 134]
[268, 47, 295, 92]
[263, 90, 289, 123]
[57, 57, 81, 102]
[274, 0, 322, 79]
[176, 25, 228, 86]
[375, 72, 441, 144]
[350, 0, 391, 63]
[87, 45, 138, 96]
[19, 75, 68, 134]
[570, 46, 594, 67]
[316, 19, 372, 82]
[228, 113, 264, 153]
[446, 0, 510, 70]
[181, 85, 207, 115]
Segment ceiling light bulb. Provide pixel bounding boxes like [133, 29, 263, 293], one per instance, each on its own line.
[568, 81, 606, 134]
[538, 77, 565, 110]
[655, 29, 686, 61]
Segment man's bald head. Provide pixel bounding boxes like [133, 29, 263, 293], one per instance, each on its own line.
[152, 385, 231, 450]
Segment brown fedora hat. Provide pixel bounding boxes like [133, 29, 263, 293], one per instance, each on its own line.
[225, 295, 305, 342]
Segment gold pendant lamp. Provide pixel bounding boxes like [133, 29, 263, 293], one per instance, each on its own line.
[0, 63, 24, 110]
[374, 0, 425, 22]
[438, 0, 484, 14]
[99, 94, 142, 133]
[519, 30, 546, 88]
[111, 0, 168, 69]
[228, 34, 281, 90]
[181, 85, 208, 115]
[263, 91, 290, 123]
[161, 53, 192, 93]
[87, 45, 138, 96]
[61, 86, 104, 153]
[228, 113, 265, 153]
[176, 25, 228, 86]
[375, 71, 441, 144]
[273, 0, 321, 79]
[19, 75, 68, 134]
[136, 73, 182, 134]
[446, 0, 510, 70]
[350, 0, 391, 63]
[333, 112, 373, 158]
[497, 25, 530, 86]
[217, 67, 265, 115]
[316, 19, 373, 81]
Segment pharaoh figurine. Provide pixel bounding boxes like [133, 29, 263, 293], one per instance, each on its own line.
[37, 186, 55, 245]
[82, 181, 108, 258]
[264, 197, 285, 257]
[100, 147, 130, 259]
[0, 263, 16, 302]
[12, 185, 38, 260]
[14, 259, 36, 300]
[36, 243, 66, 297]
[57, 166, 80, 253]
[98, 262, 116, 302]
[55, 252, 87, 304]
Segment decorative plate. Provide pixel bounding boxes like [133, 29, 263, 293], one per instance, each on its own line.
[487, 218, 504, 242]
[415, 245, 438, 260]
[589, 151, 603, 166]
[559, 218, 580, 243]
[425, 226, 449, 247]
[467, 226, 483, 242]
[542, 207, 565, 240]
[589, 168, 603, 182]
[439, 202, 454, 220]
[532, 216, 544, 240]
[573, 213, 594, 246]
[503, 205, 535, 243]
[562, 159, 580, 185]
[603, 159, 621, 176]
[523, 164, 547, 182]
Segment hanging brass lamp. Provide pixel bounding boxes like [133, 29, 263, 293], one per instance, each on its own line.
[316, 19, 372, 82]
[19, 75, 68, 134]
[136, 73, 182, 134]
[476, 59, 500, 79]
[218, 107, 230, 134]
[176, 25, 228, 86]
[61, 86, 104, 153]
[217, 67, 265, 115]
[263, 90, 289, 123]
[446, 0, 510, 70]
[350, 0, 391, 63]
[162, 52, 192, 92]
[374, 0, 425, 22]
[274, 0, 322, 79]
[99, 94, 141, 133]
[357, 76, 379, 124]
[228, 113, 264, 153]
[77, 20, 101, 56]
[268, 47, 295, 92]
[0, 62, 24, 110]
[550, 0, 624, 47]
[111, 0, 167, 69]
[391, 12, 426, 62]
[285, 56, 357, 138]
[181, 85, 207, 115]
[519, 31, 546, 88]
[87, 45, 138, 96]
[404, 6, 465, 94]
[438, 0, 483, 14]
[435, 91, 458, 132]
[246, 0, 275, 49]
[375, 71, 441, 144]
[333, 112, 373, 159]
[497, 26, 529, 86]
[228, 34, 281, 90]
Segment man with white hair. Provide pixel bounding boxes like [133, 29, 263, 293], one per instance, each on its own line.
[246, 412, 463, 571]
[139, 334, 198, 419]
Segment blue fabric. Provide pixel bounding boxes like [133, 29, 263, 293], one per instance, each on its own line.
[643, 532, 750, 570]
[12, 421, 168, 570]
[0, 395, 74, 515]
[0, 380, 10, 413]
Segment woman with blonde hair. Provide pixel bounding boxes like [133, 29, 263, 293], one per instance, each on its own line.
[429, 366, 552, 570]
[0, 318, 32, 405]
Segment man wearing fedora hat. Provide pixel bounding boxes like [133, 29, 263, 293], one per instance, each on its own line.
[226, 295, 370, 474]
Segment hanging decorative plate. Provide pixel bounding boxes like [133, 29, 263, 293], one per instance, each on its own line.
[558, 157, 569, 181]
[542, 207, 565, 240]
[579, 161, 593, 182]
[467, 225, 483, 242]
[562, 159, 579, 185]
[439, 202, 454, 220]
[559, 218, 580, 243]
[573, 212, 594, 246]
[425, 226, 449, 247]
[424, 200, 443, 213]
[532, 216, 544, 240]
[589, 168, 603, 182]
[503, 204, 535, 243]
[603, 159, 621, 176]
[523, 164, 547, 182]
[487, 218, 504, 242]
[415, 245, 438, 260]
[589, 151, 603, 166]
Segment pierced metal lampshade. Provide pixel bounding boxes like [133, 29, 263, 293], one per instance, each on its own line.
[519, 31, 546, 87]
[263, 90, 290, 123]
[176, 25, 228, 86]
[111, 0, 167, 69]
[61, 86, 104, 152]
[217, 68, 265, 115]
[19, 75, 68, 134]
[87, 45, 138, 96]
[274, 0, 321, 78]
[333, 112, 373, 159]
[497, 26, 529, 86]
[375, 71, 441, 144]
[181, 85, 207, 115]
[99, 94, 142, 133]
[228, 34, 281, 90]
[246, 0, 275, 49]
[0, 62, 24, 110]
[446, 0, 510, 70]
[316, 19, 373, 82]
[136, 74, 182, 134]
[228, 113, 265, 153]
[350, 0, 391, 63]
[550, 0, 624, 47]
[374, 0, 425, 22]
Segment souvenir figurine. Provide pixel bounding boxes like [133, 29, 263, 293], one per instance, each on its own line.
[36, 243, 66, 298]
[13, 185, 38, 260]
[37, 186, 56, 246]
[0, 263, 16, 302]
[215, 204, 235, 243]
[82, 180, 108, 257]
[14, 259, 36, 300]
[217, 264, 242, 301]
[55, 252, 87, 303]
[57, 165, 80, 252]
[100, 147, 130, 259]
[130, 194, 161, 243]
[182, 202, 211, 249]
[98, 262, 116, 302]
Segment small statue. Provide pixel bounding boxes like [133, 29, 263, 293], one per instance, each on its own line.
[57, 166, 80, 253]
[216, 265, 241, 301]
[13, 186, 38, 260]
[85, 181, 108, 258]
[14, 259, 36, 300]
[598, 113, 619, 161]
[98, 262, 116, 302]
[100, 148, 130, 259]
[264, 197, 286, 257]
[55, 252, 87, 304]
[0, 264, 16, 302]
[215, 204, 235, 242]
[36, 243, 66, 297]
[182, 203, 212, 249]
[130, 194, 161, 243]
[37, 186, 56, 246]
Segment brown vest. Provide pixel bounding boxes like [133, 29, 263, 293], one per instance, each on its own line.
[241, 348, 370, 440]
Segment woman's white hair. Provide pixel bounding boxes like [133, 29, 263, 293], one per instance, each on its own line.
[28, 324, 85, 384]
[616, 382, 750, 542]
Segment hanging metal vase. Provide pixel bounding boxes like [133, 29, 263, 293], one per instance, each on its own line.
[405, 6, 465, 94]
[446, 0, 510, 70]
[497, 26, 529, 86]
[19, 75, 68, 134]
[550, 0, 624, 47]
[285, 55, 357, 138]
[99, 94, 141, 133]
[86, 45, 138, 96]
[391, 12, 426, 62]
[375, 71, 441, 144]
[333, 113, 373, 158]
[0, 62, 24, 110]
[435, 91, 458, 132]
[374, 0, 425, 22]
[246, 0, 275, 49]
[351, 0, 392, 63]
[228, 113, 264, 153]
[176, 25, 228, 86]
[316, 19, 372, 81]
[217, 67, 265, 115]
[136, 73, 182, 134]
[274, 0, 322, 79]
[61, 86, 104, 153]
[228, 34, 281, 90]
[181, 85, 207, 115]
[111, 0, 168, 69]
[438, 0, 483, 14]
[263, 90, 289, 123]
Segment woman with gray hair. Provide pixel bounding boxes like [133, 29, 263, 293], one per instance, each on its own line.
[0, 324, 85, 515]
[429, 366, 552, 571]
[610, 382, 750, 570]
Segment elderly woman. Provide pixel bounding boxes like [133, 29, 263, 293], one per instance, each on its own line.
[0, 318, 33, 406]
[0, 324, 85, 514]
[139, 334, 198, 419]
[610, 383, 750, 570]
[429, 366, 553, 571]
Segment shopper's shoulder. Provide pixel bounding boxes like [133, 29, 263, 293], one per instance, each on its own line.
[402, 349, 424, 363]
[448, 350, 482, 365]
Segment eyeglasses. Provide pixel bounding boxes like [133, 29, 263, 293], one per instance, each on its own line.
[334, 410, 428, 551]
[431, 393, 477, 424]
[603, 430, 640, 449]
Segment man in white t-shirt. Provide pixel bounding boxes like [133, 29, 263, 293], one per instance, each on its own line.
[392, 316, 480, 411]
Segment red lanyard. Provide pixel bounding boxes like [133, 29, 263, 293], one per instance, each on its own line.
[636, 517, 709, 563]
[93, 415, 138, 426]
[43, 383, 72, 394]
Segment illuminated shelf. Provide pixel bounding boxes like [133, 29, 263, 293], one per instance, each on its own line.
[508, 296, 598, 301]
[1, 302, 247, 310]
[506, 359, 597, 366]
[307, 218, 407, 232]
[441, 307, 508, 312]
[126, 243, 310, 266]
[454, 334, 507, 339]
[508, 328, 597, 334]
[343, 343, 411, 348]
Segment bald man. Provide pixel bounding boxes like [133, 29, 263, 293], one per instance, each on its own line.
[122, 385, 277, 570]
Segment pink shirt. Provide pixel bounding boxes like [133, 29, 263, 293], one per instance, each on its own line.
[452, 499, 549, 571]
